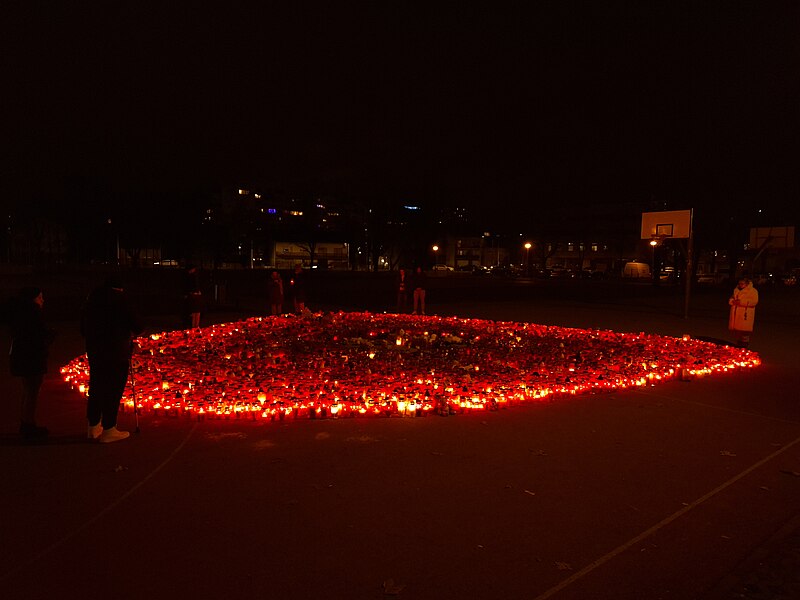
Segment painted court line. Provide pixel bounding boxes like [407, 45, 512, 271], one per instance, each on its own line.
[0, 423, 198, 583]
[635, 388, 800, 426]
[531, 432, 800, 600]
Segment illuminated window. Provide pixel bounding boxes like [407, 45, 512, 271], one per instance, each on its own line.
[567, 243, 574, 252]
[591, 243, 598, 252]
[238, 189, 250, 196]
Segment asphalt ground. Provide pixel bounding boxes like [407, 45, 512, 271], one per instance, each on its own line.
[1, 276, 799, 599]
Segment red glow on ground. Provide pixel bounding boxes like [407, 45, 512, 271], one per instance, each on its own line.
[61, 312, 760, 421]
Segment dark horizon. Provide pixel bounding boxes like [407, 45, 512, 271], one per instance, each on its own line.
[3, 3, 800, 231]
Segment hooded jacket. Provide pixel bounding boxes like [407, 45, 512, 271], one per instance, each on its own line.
[728, 282, 758, 332]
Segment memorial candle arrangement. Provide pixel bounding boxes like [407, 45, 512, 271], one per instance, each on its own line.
[60, 312, 760, 422]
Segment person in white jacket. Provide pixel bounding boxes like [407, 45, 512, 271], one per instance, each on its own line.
[728, 278, 759, 348]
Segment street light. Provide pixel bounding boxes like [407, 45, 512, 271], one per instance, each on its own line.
[650, 238, 658, 282]
[524, 242, 532, 276]
[432, 244, 439, 265]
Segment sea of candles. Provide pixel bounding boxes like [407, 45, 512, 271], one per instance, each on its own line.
[60, 312, 761, 422]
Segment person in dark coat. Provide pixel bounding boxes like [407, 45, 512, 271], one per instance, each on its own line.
[8, 286, 55, 439]
[81, 277, 143, 443]
[182, 265, 203, 329]
[290, 264, 307, 314]
[396, 267, 410, 313]
[268, 270, 284, 315]
[412, 266, 427, 315]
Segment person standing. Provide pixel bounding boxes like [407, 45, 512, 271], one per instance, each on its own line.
[8, 287, 55, 439]
[412, 266, 427, 315]
[290, 264, 307, 314]
[728, 277, 759, 348]
[396, 267, 409, 313]
[82, 277, 143, 443]
[268, 270, 284, 315]
[182, 264, 203, 329]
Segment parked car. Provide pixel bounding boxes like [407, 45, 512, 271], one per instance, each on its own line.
[463, 264, 490, 275]
[659, 266, 680, 281]
[622, 262, 651, 278]
[753, 273, 775, 285]
[697, 271, 730, 285]
[782, 273, 797, 286]
[432, 264, 454, 272]
[549, 267, 572, 278]
[490, 265, 521, 278]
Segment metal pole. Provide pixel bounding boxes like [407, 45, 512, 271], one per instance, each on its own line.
[684, 209, 694, 319]
[130, 354, 140, 434]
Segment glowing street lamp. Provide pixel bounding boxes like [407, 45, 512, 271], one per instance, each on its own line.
[650, 238, 659, 281]
[524, 242, 532, 276]
[432, 245, 439, 264]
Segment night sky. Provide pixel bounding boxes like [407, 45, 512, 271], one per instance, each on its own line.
[3, 3, 799, 231]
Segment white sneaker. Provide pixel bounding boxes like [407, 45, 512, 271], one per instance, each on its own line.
[88, 422, 103, 439]
[99, 427, 130, 443]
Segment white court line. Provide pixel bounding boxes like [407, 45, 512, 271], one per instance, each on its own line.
[531, 432, 800, 600]
[0, 423, 198, 583]
[634, 387, 800, 426]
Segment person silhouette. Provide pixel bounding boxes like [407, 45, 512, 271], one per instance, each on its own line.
[412, 266, 427, 315]
[82, 277, 143, 442]
[8, 286, 55, 439]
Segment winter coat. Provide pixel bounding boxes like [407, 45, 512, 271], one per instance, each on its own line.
[396, 270, 409, 294]
[81, 285, 144, 364]
[268, 276, 284, 305]
[290, 270, 307, 302]
[8, 301, 55, 377]
[183, 269, 203, 313]
[728, 282, 758, 332]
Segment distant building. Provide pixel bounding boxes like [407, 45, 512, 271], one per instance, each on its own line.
[270, 241, 350, 270]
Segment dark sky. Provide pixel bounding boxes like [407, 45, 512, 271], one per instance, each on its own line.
[3, 2, 799, 229]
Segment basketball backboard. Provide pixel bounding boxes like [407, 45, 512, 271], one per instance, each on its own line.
[641, 210, 691, 240]
[749, 226, 795, 249]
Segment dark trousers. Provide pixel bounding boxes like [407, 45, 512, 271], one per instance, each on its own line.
[87, 360, 130, 429]
[397, 291, 408, 313]
[20, 374, 44, 425]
